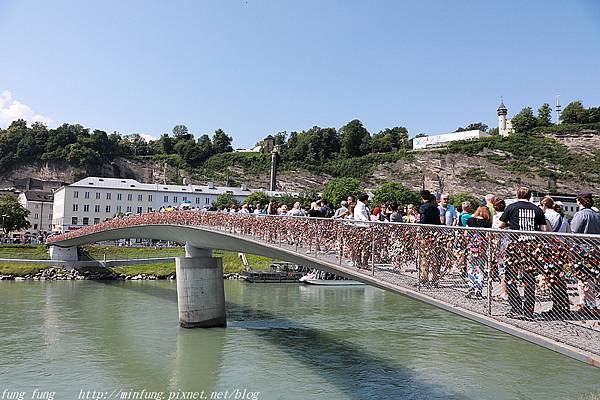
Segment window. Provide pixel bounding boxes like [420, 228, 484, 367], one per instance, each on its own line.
[106, 193, 111, 200]
[196, 197, 200, 204]
[74, 191, 79, 199]
[137, 207, 143, 214]
[117, 205, 122, 213]
[73, 204, 78, 212]
[138, 194, 143, 201]
[84, 192, 90, 199]
[205, 198, 210, 204]
[83, 205, 90, 212]
[94, 218, 100, 225]
[183, 196, 187, 202]
[126, 206, 132, 213]
[94, 205, 100, 213]
[106, 205, 111, 213]
[83, 217, 89, 225]
[117, 193, 122, 201]
[173, 196, 178, 203]
[148, 195, 153, 202]
[164, 195, 169, 203]
[71, 217, 78, 225]
[34, 213, 39, 219]
[147, 207, 153, 212]
[48, 214, 52, 220]
[95, 192, 100, 199]
[34, 224, 38, 230]
[127, 194, 133, 201]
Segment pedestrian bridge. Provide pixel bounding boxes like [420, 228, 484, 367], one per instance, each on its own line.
[47, 211, 600, 368]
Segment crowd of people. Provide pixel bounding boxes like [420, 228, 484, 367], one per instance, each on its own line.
[49, 185, 600, 321]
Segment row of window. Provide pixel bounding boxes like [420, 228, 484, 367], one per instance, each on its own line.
[73, 191, 212, 205]
[71, 217, 101, 226]
[74, 191, 154, 202]
[32, 223, 53, 230]
[72, 205, 153, 214]
[32, 214, 53, 220]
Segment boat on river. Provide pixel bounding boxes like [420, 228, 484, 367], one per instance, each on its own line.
[299, 270, 365, 286]
[242, 261, 310, 283]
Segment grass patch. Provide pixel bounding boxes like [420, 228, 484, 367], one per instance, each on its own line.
[80, 245, 185, 260]
[0, 245, 49, 260]
[107, 262, 176, 278]
[0, 262, 50, 276]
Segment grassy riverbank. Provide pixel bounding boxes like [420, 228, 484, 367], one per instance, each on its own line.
[0, 245, 274, 277]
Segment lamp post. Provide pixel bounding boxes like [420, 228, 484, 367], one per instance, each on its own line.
[1, 214, 7, 243]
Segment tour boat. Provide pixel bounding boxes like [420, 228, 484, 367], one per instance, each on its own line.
[299, 271, 365, 286]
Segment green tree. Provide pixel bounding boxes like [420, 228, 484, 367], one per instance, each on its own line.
[0, 196, 31, 235]
[212, 193, 239, 210]
[339, 119, 371, 157]
[537, 103, 552, 127]
[372, 182, 420, 207]
[372, 126, 410, 152]
[212, 129, 233, 154]
[172, 125, 191, 140]
[448, 193, 482, 209]
[455, 122, 488, 132]
[65, 143, 102, 168]
[244, 191, 269, 206]
[322, 177, 363, 207]
[510, 107, 537, 133]
[561, 101, 588, 124]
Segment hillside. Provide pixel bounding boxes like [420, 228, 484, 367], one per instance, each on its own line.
[2, 123, 599, 198]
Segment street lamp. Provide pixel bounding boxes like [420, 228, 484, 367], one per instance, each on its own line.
[1, 214, 7, 243]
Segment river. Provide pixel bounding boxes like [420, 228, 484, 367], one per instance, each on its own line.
[0, 280, 598, 400]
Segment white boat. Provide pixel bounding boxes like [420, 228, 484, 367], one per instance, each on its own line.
[299, 271, 365, 286]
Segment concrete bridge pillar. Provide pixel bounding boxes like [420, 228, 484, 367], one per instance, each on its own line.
[176, 244, 226, 328]
[49, 245, 78, 261]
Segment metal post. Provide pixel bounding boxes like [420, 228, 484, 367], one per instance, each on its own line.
[371, 225, 375, 276]
[486, 231, 493, 316]
[416, 228, 421, 291]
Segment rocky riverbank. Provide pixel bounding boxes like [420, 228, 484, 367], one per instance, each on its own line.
[0, 267, 244, 281]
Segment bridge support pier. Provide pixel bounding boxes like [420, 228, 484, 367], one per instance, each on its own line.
[176, 246, 226, 328]
[49, 245, 78, 261]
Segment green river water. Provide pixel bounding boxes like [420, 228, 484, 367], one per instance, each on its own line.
[0, 280, 598, 400]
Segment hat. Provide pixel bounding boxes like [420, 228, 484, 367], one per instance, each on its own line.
[577, 192, 593, 199]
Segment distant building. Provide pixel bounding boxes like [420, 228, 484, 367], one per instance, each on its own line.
[505, 192, 578, 217]
[497, 98, 514, 137]
[16, 190, 54, 240]
[234, 135, 276, 153]
[412, 130, 489, 150]
[51, 177, 291, 232]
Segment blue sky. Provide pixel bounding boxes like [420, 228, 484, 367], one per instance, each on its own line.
[1, 0, 599, 148]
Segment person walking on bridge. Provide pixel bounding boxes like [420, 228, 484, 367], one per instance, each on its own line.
[418, 190, 441, 287]
[499, 187, 551, 319]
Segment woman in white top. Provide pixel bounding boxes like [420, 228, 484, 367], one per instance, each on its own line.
[540, 196, 571, 233]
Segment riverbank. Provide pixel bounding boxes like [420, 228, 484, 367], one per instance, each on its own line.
[0, 245, 273, 279]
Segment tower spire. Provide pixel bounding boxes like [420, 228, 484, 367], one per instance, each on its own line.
[555, 95, 562, 125]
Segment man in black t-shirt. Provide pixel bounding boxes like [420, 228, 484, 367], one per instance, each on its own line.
[499, 187, 551, 319]
[418, 190, 442, 286]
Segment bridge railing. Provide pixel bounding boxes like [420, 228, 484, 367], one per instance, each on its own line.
[48, 211, 600, 358]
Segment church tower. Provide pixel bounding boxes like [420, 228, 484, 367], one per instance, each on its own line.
[498, 97, 509, 137]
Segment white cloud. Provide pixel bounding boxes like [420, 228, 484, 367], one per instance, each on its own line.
[0, 90, 53, 129]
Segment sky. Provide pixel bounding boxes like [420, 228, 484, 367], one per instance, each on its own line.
[1, 0, 599, 148]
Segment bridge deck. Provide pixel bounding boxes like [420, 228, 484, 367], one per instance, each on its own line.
[48, 212, 600, 367]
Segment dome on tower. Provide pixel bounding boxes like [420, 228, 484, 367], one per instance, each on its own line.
[497, 98, 508, 116]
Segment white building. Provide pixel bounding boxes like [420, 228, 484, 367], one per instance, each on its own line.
[17, 190, 54, 238]
[412, 129, 490, 150]
[52, 177, 290, 232]
[497, 98, 514, 137]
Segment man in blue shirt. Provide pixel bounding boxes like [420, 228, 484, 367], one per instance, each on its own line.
[438, 194, 457, 226]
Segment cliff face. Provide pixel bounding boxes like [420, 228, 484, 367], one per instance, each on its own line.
[2, 130, 599, 198]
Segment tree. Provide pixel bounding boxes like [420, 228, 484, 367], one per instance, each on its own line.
[561, 101, 587, 124]
[212, 193, 239, 210]
[372, 127, 410, 152]
[158, 134, 175, 154]
[322, 177, 363, 207]
[339, 119, 371, 157]
[537, 103, 552, 127]
[196, 134, 213, 162]
[372, 182, 420, 207]
[172, 125, 191, 140]
[448, 193, 482, 209]
[0, 196, 30, 235]
[510, 107, 537, 133]
[65, 143, 102, 168]
[212, 129, 233, 154]
[455, 122, 488, 132]
[244, 191, 269, 206]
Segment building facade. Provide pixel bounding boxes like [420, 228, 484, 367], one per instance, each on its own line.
[52, 177, 289, 232]
[412, 129, 490, 150]
[17, 190, 54, 239]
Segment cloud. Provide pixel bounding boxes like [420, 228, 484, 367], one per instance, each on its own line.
[0, 90, 53, 129]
